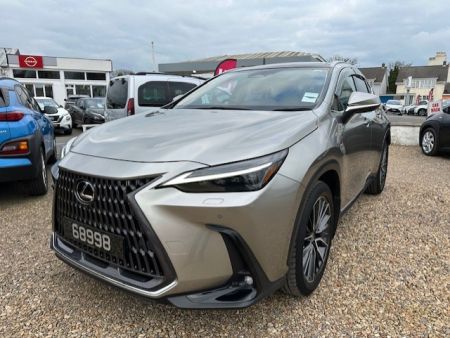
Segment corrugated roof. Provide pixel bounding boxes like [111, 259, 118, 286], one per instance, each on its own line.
[187, 51, 323, 62]
[397, 65, 449, 82]
[359, 67, 387, 83]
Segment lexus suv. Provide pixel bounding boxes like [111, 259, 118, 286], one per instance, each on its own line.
[50, 62, 390, 308]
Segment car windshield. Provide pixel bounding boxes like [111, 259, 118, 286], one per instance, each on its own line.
[174, 67, 329, 111]
[387, 100, 401, 105]
[85, 98, 105, 109]
[35, 98, 59, 110]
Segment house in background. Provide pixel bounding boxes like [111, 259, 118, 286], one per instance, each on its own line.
[395, 64, 449, 104]
[359, 65, 388, 96]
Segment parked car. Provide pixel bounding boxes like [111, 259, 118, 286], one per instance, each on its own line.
[51, 62, 390, 308]
[403, 104, 416, 115]
[0, 78, 56, 195]
[414, 100, 429, 116]
[64, 94, 89, 110]
[104, 74, 203, 121]
[420, 101, 450, 155]
[35, 97, 72, 135]
[384, 99, 403, 115]
[68, 97, 106, 127]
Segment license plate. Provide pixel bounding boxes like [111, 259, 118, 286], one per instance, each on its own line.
[62, 218, 124, 260]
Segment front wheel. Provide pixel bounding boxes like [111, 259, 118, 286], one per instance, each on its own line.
[366, 142, 388, 195]
[418, 109, 427, 116]
[284, 181, 335, 296]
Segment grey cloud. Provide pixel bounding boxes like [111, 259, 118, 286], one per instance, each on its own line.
[0, 0, 448, 70]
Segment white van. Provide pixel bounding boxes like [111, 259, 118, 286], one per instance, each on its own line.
[104, 73, 204, 121]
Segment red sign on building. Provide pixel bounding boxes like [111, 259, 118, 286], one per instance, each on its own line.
[214, 59, 237, 76]
[18, 55, 44, 69]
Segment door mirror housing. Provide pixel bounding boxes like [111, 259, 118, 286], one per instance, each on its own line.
[341, 92, 380, 123]
[43, 106, 58, 115]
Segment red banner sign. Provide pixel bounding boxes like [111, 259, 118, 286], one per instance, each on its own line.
[214, 59, 237, 76]
[18, 55, 44, 69]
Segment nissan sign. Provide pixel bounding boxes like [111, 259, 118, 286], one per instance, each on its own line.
[18, 55, 44, 69]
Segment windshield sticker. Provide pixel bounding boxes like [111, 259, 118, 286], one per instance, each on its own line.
[302, 92, 319, 103]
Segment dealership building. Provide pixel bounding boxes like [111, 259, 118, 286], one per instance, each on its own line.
[0, 47, 112, 105]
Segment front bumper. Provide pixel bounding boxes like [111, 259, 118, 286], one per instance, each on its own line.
[50, 152, 300, 308]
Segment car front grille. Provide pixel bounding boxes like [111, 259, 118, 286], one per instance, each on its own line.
[54, 169, 163, 278]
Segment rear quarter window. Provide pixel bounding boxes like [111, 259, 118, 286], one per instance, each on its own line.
[168, 82, 197, 97]
[138, 81, 170, 107]
[0, 88, 9, 107]
[106, 78, 128, 109]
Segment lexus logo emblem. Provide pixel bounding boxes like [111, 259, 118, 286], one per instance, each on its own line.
[75, 180, 95, 204]
[24, 56, 38, 67]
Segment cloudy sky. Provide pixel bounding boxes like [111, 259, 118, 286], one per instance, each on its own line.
[1, 0, 449, 71]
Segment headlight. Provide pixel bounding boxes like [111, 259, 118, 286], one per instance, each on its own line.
[65, 115, 71, 120]
[161, 149, 288, 193]
[60, 136, 77, 159]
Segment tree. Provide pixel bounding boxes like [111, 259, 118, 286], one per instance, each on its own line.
[327, 55, 358, 65]
[111, 69, 134, 78]
[387, 61, 412, 94]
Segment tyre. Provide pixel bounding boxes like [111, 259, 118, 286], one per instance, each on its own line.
[29, 148, 49, 196]
[418, 109, 426, 116]
[47, 138, 58, 164]
[366, 141, 388, 195]
[421, 128, 438, 156]
[64, 128, 72, 135]
[284, 181, 335, 296]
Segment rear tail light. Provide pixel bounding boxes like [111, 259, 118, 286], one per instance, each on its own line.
[126, 98, 135, 116]
[0, 111, 25, 121]
[0, 140, 29, 155]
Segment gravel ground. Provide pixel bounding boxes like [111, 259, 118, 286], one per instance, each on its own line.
[0, 145, 449, 337]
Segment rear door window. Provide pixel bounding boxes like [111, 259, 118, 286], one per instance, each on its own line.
[168, 82, 197, 98]
[138, 81, 170, 107]
[106, 78, 128, 109]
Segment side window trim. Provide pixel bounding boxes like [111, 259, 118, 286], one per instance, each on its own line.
[332, 68, 356, 112]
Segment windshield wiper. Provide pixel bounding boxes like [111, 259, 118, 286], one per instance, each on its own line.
[187, 106, 252, 110]
[272, 107, 312, 111]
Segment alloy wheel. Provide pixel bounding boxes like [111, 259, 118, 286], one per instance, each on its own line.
[422, 131, 435, 154]
[302, 196, 331, 283]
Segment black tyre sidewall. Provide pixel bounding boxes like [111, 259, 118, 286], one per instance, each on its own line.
[294, 181, 334, 295]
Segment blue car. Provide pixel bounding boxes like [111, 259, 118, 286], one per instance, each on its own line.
[0, 78, 56, 195]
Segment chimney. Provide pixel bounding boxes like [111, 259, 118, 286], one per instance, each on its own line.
[443, 61, 447, 66]
[382, 63, 386, 68]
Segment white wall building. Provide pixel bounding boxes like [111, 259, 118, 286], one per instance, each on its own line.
[0, 48, 112, 105]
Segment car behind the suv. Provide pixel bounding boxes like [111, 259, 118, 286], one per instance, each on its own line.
[51, 62, 390, 308]
[104, 73, 203, 121]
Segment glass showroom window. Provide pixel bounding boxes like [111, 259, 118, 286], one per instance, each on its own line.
[75, 85, 91, 96]
[87, 72, 106, 81]
[13, 69, 37, 78]
[38, 70, 60, 79]
[92, 85, 106, 97]
[64, 71, 85, 80]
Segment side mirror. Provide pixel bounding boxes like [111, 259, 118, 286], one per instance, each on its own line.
[43, 106, 58, 115]
[341, 92, 380, 123]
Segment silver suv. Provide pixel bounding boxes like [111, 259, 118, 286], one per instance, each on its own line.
[51, 62, 390, 308]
